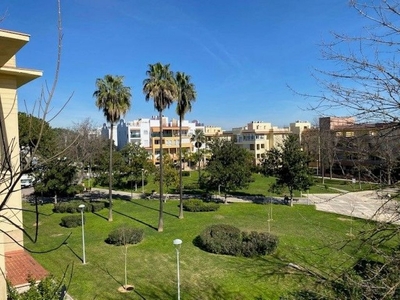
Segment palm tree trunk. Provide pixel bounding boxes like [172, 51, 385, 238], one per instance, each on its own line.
[158, 112, 164, 232]
[179, 116, 184, 219]
[108, 123, 114, 221]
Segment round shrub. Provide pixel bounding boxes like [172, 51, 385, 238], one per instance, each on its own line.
[60, 215, 83, 228]
[183, 199, 220, 212]
[106, 226, 144, 246]
[197, 225, 279, 257]
[241, 231, 278, 257]
[198, 224, 242, 256]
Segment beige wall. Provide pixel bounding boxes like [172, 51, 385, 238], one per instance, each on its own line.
[0, 29, 42, 298]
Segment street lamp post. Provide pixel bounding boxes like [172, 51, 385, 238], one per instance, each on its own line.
[173, 239, 182, 300]
[78, 204, 86, 264]
[141, 168, 145, 194]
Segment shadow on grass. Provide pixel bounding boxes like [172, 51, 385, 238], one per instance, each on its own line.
[92, 211, 108, 221]
[129, 201, 177, 218]
[113, 209, 157, 231]
[64, 243, 84, 263]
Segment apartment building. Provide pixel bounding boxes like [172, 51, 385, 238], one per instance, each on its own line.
[0, 29, 44, 297]
[117, 116, 197, 164]
[232, 120, 311, 165]
[234, 121, 293, 165]
[289, 121, 311, 142]
[302, 116, 398, 181]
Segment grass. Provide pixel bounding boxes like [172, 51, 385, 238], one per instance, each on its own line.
[105, 171, 379, 198]
[23, 195, 372, 300]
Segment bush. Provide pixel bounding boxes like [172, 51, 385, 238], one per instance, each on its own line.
[197, 224, 279, 257]
[60, 215, 83, 228]
[53, 201, 105, 213]
[183, 199, 220, 212]
[90, 201, 105, 212]
[182, 171, 190, 177]
[198, 224, 242, 256]
[106, 226, 144, 246]
[241, 231, 278, 257]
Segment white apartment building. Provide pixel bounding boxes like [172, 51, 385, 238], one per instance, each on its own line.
[117, 116, 198, 164]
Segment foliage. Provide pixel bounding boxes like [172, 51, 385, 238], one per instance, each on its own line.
[7, 275, 64, 300]
[53, 200, 105, 213]
[198, 224, 278, 258]
[198, 224, 242, 256]
[204, 140, 253, 203]
[153, 154, 179, 192]
[60, 215, 83, 228]
[241, 231, 278, 257]
[116, 143, 154, 190]
[183, 199, 220, 212]
[33, 157, 77, 198]
[262, 135, 313, 204]
[106, 226, 144, 246]
[18, 112, 58, 161]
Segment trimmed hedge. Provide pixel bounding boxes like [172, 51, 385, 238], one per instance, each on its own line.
[106, 226, 144, 246]
[53, 201, 105, 213]
[241, 231, 278, 257]
[60, 215, 83, 228]
[198, 224, 242, 256]
[183, 199, 220, 212]
[198, 224, 278, 257]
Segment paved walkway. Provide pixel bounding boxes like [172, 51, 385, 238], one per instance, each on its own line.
[91, 188, 399, 223]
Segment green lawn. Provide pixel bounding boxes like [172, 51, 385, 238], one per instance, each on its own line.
[104, 171, 378, 198]
[23, 196, 371, 300]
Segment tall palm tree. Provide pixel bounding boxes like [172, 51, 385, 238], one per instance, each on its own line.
[143, 63, 177, 232]
[93, 75, 131, 222]
[191, 129, 206, 182]
[175, 72, 196, 219]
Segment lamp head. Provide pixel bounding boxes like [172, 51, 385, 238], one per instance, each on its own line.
[78, 204, 85, 211]
[173, 238, 182, 249]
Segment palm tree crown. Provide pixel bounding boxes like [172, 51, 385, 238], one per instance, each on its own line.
[94, 75, 132, 123]
[143, 63, 177, 112]
[175, 72, 196, 117]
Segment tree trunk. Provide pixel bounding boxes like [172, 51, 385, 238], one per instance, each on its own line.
[158, 112, 164, 232]
[108, 123, 114, 221]
[178, 115, 184, 219]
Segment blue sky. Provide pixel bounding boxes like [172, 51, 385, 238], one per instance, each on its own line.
[2, 0, 361, 130]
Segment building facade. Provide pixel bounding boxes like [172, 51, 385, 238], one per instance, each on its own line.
[0, 29, 42, 297]
[117, 116, 197, 164]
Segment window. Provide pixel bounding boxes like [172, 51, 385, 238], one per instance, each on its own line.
[250, 144, 255, 150]
[261, 144, 265, 149]
[130, 130, 140, 138]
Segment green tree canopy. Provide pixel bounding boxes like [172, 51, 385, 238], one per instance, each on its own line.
[205, 140, 253, 204]
[18, 112, 57, 162]
[262, 135, 313, 206]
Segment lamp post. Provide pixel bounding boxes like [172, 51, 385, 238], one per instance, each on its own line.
[173, 238, 182, 300]
[78, 204, 86, 264]
[141, 168, 145, 194]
